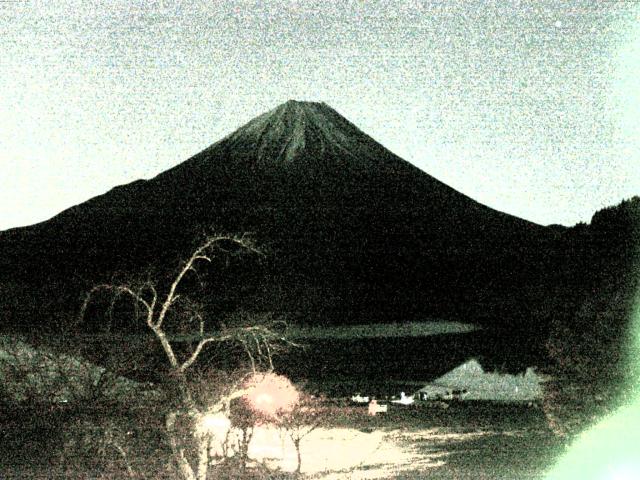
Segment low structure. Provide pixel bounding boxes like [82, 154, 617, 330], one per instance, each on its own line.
[414, 358, 542, 403]
[368, 399, 388, 415]
[351, 394, 370, 404]
[391, 391, 415, 405]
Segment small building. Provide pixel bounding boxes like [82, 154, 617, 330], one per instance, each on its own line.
[414, 358, 542, 403]
[351, 394, 370, 404]
[391, 391, 415, 405]
[368, 399, 388, 415]
[416, 386, 467, 402]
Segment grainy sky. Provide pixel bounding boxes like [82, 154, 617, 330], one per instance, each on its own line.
[1, 0, 639, 230]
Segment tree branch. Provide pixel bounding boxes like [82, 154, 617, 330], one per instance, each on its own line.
[79, 284, 153, 327]
[154, 235, 259, 330]
[178, 334, 232, 373]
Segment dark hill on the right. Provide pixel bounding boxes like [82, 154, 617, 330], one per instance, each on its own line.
[542, 196, 640, 436]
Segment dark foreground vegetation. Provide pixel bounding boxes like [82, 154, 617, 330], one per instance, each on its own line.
[0, 399, 563, 479]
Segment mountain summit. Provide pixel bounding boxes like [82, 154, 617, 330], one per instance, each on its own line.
[165, 99, 429, 182]
[0, 101, 555, 331]
[219, 100, 395, 168]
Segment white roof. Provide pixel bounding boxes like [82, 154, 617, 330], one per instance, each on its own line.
[416, 358, 541, 401]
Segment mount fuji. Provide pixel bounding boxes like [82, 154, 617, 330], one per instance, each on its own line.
[0, 100, 557, 331]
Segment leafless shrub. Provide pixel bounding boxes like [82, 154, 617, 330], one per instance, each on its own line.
[79, 234, 298, 480]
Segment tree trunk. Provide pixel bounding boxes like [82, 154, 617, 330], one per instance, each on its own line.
[294, 438, 302, 474]
[239, 426, 254, 473]
[196, 433, 209, 480]
[166, 411, 197, 480]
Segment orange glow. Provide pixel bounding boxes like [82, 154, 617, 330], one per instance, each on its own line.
[244, 373, 299, 419]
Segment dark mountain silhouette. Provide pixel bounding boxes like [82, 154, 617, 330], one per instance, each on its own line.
[0, 101, 562, 337]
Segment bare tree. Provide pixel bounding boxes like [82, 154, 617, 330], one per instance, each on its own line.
[79, 234, 295, 480]
[278, 392, 324, 474]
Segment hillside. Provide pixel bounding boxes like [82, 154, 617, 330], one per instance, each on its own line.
[0, 101, 561, 336]
[542, 196, 640, 435]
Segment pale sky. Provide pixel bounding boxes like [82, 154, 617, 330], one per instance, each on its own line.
[1, 0, 639, 230]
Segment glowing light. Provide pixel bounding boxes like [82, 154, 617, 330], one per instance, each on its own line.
[196, 411, 231, 437]
[243, 373, 299, 419]
[608, 463, 640, 480]
[545, 402, 640, 479]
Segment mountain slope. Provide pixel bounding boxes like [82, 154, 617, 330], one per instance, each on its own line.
[0, 101, 556, 332]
